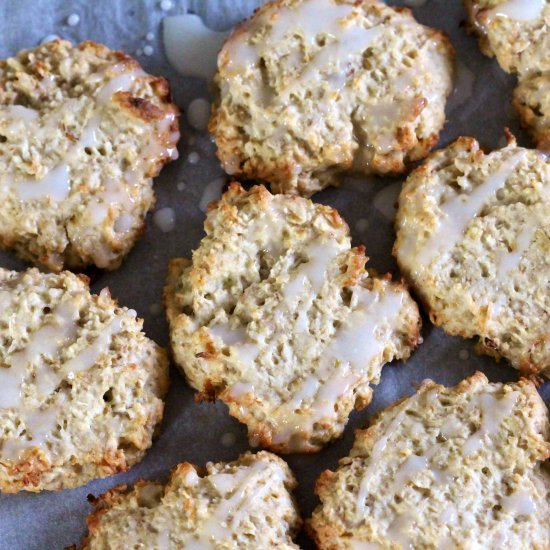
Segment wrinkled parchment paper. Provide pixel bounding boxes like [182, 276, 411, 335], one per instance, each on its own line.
[0, 1, 547, 548]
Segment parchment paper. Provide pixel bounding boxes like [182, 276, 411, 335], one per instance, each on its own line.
[0, 1, 547, 548]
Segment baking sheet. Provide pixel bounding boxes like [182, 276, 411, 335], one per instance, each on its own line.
[0, 0, 548, 548]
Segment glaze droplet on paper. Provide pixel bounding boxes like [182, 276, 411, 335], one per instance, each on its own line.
[67, 13, 80, 27]
[187, 151, 200, 164]
[153, 207, 176, 233]
[187, 98, 211, 131]
[199, 177, 226, 212]
[450, 61, 475, 110]
[413, 151, 527, 270]
[163, 14, 229, 80]
[373, 181, 402, 221]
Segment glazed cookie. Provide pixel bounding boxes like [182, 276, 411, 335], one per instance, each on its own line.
[79, 451, 301, 549]
[0, 40, 179, 271]
[211, 0, 453, 196]
[465, 1, 550, 151]
[310, 372, 550, 549]
[394, 136, 550, 374]
[0, 268, 169, 493]
[165, 184, 421, 453]
[465, 0, 550, 75]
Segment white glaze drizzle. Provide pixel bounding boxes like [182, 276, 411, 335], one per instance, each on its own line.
[85, 176, 136, 231]
[463, 391, 519, 455]
[155, 529, 171, 550]
[61, 316, 124, 377]
[440, 416, 463, 439]
[360, 417, 452, 506]
[184, 468, 200, 487]
[390, 454, 429, 493]
[495, 218, 539, 278]
[209, 324, 248, 347]
[415, 151, 526, 269]
[227, 0, 384, 97]
[436, 535, 457, 550]
[493, 531, 509, 547]
[282, 238, 342, 307]
[295, 309, 309, 333]
[227, 382, 255, 399]
[11, 71, 143, 202]
[142, 108, 179, 164]
[16, 164, 71, 202]
[243, 203, 287, 256]
[209, 267, 405, 448]
[0, 300, 81, 409]
[0, 105, 39, 121]
[271, 288, 404, 447]
[360, 101, 403, 154]
[351, 388, 524, 545]
[501, 489, 537, 516]
[486, 0, 545, 23]
[208, 323, 260, 389]
[96, 69, 145, 104]
[183, 462, 279, 548]
[286, 26, 384, 95]
[0, 297, 127, 461]
[326, 288, 403, 372]
[227, 0, 356, 73]
[387, 513, 415, 549]
[27, 312, 123, 399]
[209, 472, 238, 495]
[6, 65, 174, 204]
[355, 413, 406, 497]
[1, 405, 59, 460]
[439, 505, 458, 526]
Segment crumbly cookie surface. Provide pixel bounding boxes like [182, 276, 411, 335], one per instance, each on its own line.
[0, 40, 179, 271]
[465, 0, 550, 75]
[310, 372, 550, 549]
[211, 0, 453, 196]
[0, 268, 169, 493]
[165, 184, 421, 453]
[394, 136, 550, 374]
[514, 72, 550, 151]
[465, 0, 550, 151]
[79, 451, 301, 550]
